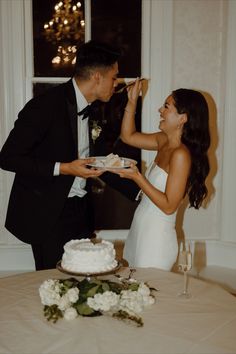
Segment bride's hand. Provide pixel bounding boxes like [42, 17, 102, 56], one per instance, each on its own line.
[110, 163, 141, 181]
[126, 78, 142, 106]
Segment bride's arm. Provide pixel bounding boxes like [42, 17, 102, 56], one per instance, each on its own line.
[115, 147, 191, 215]
[120, 79, 166, 150]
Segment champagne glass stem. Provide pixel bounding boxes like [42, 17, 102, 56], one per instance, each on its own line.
[183, 270, 188, 294]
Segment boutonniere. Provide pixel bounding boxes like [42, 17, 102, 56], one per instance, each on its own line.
[91, 120, 102, 143]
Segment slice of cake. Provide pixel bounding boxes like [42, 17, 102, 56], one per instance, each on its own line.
[94, 153, 125, 168]
[104, 153, 124, 167]
[61, 239, 118, 273]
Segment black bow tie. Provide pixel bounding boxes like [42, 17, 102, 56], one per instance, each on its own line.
[77, 105, 91, 120]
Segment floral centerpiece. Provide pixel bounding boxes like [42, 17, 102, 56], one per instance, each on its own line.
[39, 273, 156, 327]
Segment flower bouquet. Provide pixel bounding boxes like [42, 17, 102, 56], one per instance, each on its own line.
[39, 274, 156, 327]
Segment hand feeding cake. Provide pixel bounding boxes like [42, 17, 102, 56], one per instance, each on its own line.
[61, 239, 118, 273]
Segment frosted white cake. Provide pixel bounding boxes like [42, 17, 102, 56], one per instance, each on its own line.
[61, 239, 118, 273]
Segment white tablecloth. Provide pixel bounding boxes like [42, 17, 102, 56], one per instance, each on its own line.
[0, 267, 236, 354]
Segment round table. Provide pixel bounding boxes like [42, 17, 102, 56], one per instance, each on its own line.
[0, 267, 236, 354]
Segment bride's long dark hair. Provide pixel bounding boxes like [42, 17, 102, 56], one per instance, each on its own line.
[172, 89, 210, 209]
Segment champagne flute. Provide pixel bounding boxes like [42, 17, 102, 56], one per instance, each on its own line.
[177, 241, 192, 298]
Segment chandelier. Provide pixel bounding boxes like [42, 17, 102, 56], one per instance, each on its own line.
[43, 0, 85, 66]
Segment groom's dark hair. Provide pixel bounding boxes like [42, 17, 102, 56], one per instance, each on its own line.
[74, 40, 121, 80]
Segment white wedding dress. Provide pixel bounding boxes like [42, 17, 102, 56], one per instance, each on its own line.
[123, 162, 178, 271]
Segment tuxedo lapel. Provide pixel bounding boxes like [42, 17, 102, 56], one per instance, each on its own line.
[65, 80, 78, 155]
[88, 102, 107, 157]
[65, 81, 104, 158]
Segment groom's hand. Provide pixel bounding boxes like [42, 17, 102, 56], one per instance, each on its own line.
[60, 158, 104, 178]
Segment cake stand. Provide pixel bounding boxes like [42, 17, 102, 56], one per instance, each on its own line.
[56, 260, 123, 281]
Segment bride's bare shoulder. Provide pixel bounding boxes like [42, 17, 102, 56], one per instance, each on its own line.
[171, 145, 191, 168]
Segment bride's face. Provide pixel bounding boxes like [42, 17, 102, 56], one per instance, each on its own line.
[158, 95, 182, 133]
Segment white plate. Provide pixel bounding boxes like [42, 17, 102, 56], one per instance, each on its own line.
[87, 156, 137, 170]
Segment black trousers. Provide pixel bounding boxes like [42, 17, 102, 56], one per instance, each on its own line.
[31, 195, 94, 270]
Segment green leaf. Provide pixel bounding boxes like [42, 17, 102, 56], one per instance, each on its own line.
[87, 284, 100, 297]
[113, 310, 143, 327]
[128, 283, 139, 291]
[101, 282, 110, 292]
[75, 302, 96, 316]
[63, 278, 79, 288]
[106, 281, 124, 294]
[79, 279, 98, 293]
[44, 305, 63, 323]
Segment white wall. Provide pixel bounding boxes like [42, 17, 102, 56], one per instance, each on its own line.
[0, 0, 236, 271]
[172, 0, 236, 268]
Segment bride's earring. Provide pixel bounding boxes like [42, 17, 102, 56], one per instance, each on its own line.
[177, 124, 183, 138]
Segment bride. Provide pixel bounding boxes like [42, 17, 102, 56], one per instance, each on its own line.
[112, 80, 210, 270]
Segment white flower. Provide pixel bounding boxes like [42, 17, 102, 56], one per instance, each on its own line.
[87, 291, 120, 312]
[58, 295, 71, 311]
[145, 295, 155, 306]
[67, 287, 79, 303]
[91, 121, 102, 143]
[64, 307, 78, 321]
[57, 288, 79, 310]
[138, 283, 155, 306]
[119, 290, 144, 315]
[39, 276, 156, 326]
[128, 278, 138, 283]
[39, 279, 61, 306]
[118, 284, 155, 316]
[54, 283, 61, 293]
[138, 282, 151, 296]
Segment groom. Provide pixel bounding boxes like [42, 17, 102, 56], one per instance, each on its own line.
[0, 40, 139, 270]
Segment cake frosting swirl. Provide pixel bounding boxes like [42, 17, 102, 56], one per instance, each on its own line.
[61, 239, 118, 273]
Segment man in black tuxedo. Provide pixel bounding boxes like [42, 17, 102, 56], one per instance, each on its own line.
[0, 40, 138, 270]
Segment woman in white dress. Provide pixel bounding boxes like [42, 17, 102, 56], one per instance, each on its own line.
[113, 80, 210, 270]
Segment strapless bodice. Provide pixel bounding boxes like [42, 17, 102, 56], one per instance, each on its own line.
[138, 162, 177, 222]
[124, 161, 178, 270]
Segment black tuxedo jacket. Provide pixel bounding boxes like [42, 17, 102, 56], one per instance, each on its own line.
[0, 80, 139, 244]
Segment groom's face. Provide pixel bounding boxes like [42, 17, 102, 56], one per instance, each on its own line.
[95, 62, 119, 102]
